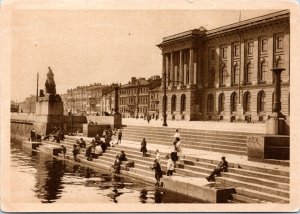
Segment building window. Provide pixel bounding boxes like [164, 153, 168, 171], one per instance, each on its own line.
[260, 60, 267, 82]
[171, 94, 176, 113]
[276, 35, 283, 50]
[257, 91, 266, 113]
[276, 57, 283, 68]
[222, 46, 227, 59]
[245, 63, 253, 83]
[180, 94, 186, 113]
[234, 43, 240, 57]
[209, 49, 215, 61]
[221, 65, 227, 86]
[261, 38, 268, 52]
[231, 92, 238, 113]
[207, 94, 214, 113]
[218, 93, 225, 113]
[243, 92, 251, 112]
[210, 67, 215, 85]
[232, 64, 239, 85]
[247, 41, 253, 55]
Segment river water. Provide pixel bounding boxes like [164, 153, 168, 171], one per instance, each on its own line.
[10, 139, 205, 204]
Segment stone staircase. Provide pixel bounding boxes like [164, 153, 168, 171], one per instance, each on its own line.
[121, 125, 250, 155]
[48, 136, 289, 203]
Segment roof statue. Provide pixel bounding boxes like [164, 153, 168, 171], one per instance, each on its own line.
[45, 67, 56, 95]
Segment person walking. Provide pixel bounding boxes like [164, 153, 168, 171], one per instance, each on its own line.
[117, 129, 122, 144]
[206, 156, 228, 182]
[140, 138, 147, 157]
[151, 159, 163, 187]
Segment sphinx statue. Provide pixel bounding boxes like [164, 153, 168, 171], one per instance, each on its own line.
[45, 67, 56, 95]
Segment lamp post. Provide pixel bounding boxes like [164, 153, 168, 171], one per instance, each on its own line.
[162, 72, 168, 126]
[89, 96, 92, 116]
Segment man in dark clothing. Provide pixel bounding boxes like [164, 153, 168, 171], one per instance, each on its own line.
[79, 138, 86, 149]
[206, 157, 228, 182]
[117, 130, 122, 144]
[30, 129, 36, 141]
[85, 145, 93, 161]
[151, 159, 163, 187]
[61, 145, 67, 158]
[119, 150, 127, 162]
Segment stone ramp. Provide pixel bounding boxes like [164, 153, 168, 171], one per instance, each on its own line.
[55, 136, 289, 203]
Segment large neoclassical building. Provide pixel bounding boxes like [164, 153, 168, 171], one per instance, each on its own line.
[157, 10, 290, 122]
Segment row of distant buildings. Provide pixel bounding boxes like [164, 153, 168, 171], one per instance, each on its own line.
[15, 75, 162, 119]
[14, 10, 290, 122]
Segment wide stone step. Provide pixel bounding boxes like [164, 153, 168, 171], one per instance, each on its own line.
[123, 136, 247, 155]
[123, 132, 247, 147]
[216, 176, 289, 198]
[122, 125, 253, 137]
[234, 188, 289, 203]
[231, 194, 264, 203]
[122, 129, 248, 142]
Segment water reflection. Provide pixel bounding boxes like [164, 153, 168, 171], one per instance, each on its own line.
[10, 138, 205, 204]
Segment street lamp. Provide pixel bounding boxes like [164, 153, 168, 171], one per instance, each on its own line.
[162, 72, 168, 126]
[89, 95, 92, 116]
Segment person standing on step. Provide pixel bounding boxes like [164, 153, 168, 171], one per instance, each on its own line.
[112, 155, 121, 174]
[151, 159, 163, 187]
[94, 142, 103, 158]
[155, 149, 160, 163]
[173, 129, 180, 141]
[72, 144, 79, 162]
[166, 155, 174, 176]
[140, 138, 147, 157]
[61, 145, 67, 159]
[175, 138, 183, 160]
[117, 129, 122, 144]
[206, 156, 228, 182]
[85, 144, 93, 161]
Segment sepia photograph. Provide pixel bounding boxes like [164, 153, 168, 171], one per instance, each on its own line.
[1, 0, 299, 212]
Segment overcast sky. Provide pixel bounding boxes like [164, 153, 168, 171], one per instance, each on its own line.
[9, 5, 276, 101]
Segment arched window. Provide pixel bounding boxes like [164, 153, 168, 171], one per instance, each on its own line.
[231, 92, 238, 112]
[207, 94, 214, 113]
[257, 91, 266, 113]
[218, 93, 225, 113]
[180, 94, 186, 113]
[171, 95, 176, 113]
[246, 63, 253, 83]
[233, 64, 239, 85]
[243, 92, 251, 112]
[221, 65, 227, 86]
[260, 60, 267, 82]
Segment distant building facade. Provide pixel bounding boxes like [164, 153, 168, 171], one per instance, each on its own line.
[18, 95, 36, 114]
[119, 76, 161, 118]
[157, 10, 290, 122]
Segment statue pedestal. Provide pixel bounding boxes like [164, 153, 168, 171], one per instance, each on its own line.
[266, 112, 289, 135]
[236, 104, 243, 121]
[34, 94, 64, 136]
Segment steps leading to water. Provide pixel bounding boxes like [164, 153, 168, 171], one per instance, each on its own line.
[50, 136, 289, 203]
[121, 125, 249, 155]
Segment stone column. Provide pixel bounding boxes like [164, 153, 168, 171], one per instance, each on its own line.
[252, 40, 258, 85]
[183, 50, 187, 85]
[179, 50, 184, 85]
[165, 55, 169, 86]
[170, 52, 174, 86]
[189, 48, 194, 85]
[174, 52, 178, 85]
[194, 49, 198, 85]
[161, 54, 165, 88]
[267, 36, 273, 84]
[215, 47, 220, 88]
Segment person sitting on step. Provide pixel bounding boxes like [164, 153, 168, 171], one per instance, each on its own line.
[119, 150, 127, 163]
[206, 156, 228, 182]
